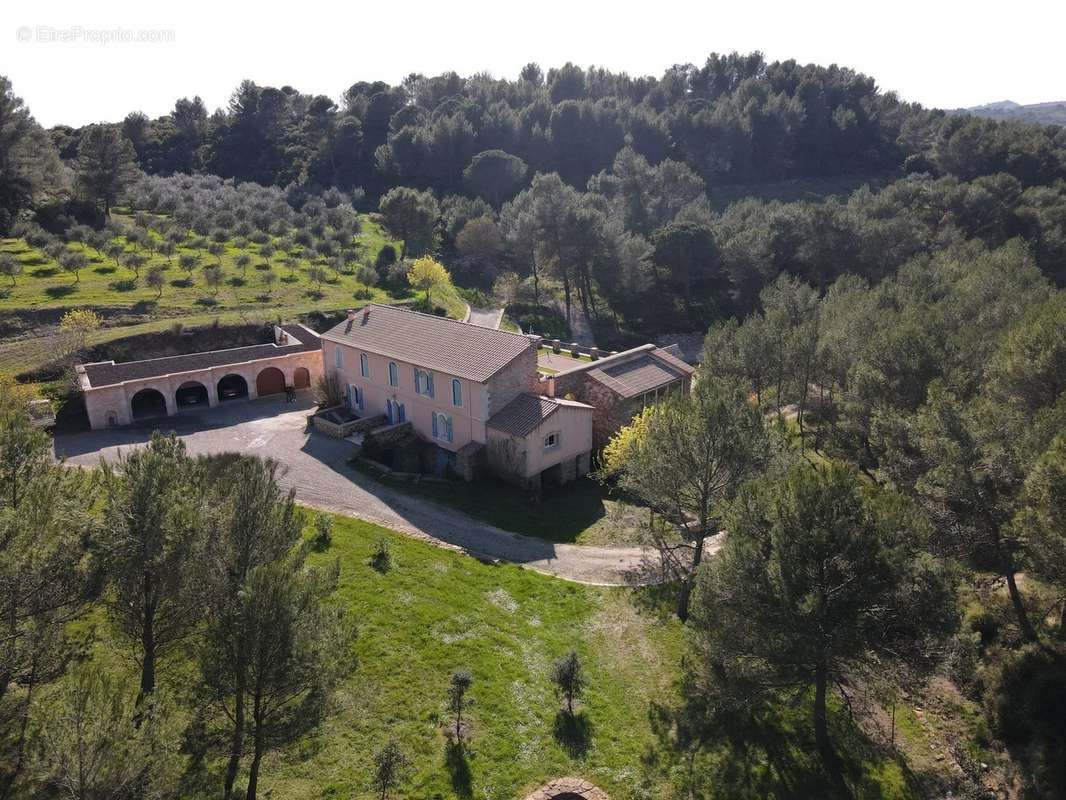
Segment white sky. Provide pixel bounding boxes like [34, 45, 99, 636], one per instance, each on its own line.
[2, 0, 1064, 128]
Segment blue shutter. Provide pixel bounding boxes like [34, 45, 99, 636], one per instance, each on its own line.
[356, 387, 364, 411]
[446, 416, 453, 442]
[431, 413, 438, 438]
[427, 372, 434, 397]
[413, 367, 420, 395]
[345, 383, 352, 409]
[452, 379, 461, 406]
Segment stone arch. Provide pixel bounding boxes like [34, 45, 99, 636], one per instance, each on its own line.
[293, 366, 311, 390]
[130, 387, 167, 421]
[175, 380, 209, 409]
[524, 778, 608, 800]
[217, 373, 249, 402]
[256, 366, 286, 397]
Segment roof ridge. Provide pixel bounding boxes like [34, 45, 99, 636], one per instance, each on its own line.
[367, 302, 529, 342]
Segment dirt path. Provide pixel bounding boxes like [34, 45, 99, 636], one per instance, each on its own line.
[466, 306, 504, 329]
[556, 300, 596, 347]
[55, 397, 665, 585]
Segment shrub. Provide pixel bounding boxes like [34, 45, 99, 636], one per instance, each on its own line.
[372, 738, 411, 800]
[386, 259, 409, 288]
[505, 302, 570, 340]
[964, 604, 1001, 648]
[310, 513, 333, 551]
[984, 644, 1066, 793]
[369, 538, 393, 573]
[375, 243, 397, 272]
[313, 373, 343, 407]
[354, 263, 378, 287]
[550, 650, 587, 715]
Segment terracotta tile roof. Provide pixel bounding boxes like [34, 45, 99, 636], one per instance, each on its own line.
[487, 393, 592, 438]
[81, 325, 320, 389]
[322, 304, 535, 383]
[586, 348, 693, 400]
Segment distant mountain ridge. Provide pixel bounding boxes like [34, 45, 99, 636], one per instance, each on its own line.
[955, 99, 1066, 126]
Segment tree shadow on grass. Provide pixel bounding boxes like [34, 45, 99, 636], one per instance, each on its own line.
[228, 276, 246, 287]
[171, 278, 193, 288]
[553, 710, 593, 759]
[109, 279, 138, 292]
[31, 266, 58, 278]
[629, 580, 682, 622]
[444, 742, 473, 798]
[45, 285, 77, 298]
[646, 693, 921, 800]
[304, 289, 325, 300]
[93, 265, 116, 274]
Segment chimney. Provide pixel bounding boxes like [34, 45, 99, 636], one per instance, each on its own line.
[346, 308, 356, 321]
[362, 307, 371, 323]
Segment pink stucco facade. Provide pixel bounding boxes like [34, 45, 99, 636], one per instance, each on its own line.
[485, 401, 594, 483]
[79, 326, 323, 430]
[321, 337, 537, 453]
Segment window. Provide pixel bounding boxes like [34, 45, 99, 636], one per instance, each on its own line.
[414, 368, 434, 397]
[544, 431, 560, 450]
[388, 361, 398, 387]
[360, 352, 369, 378]
[432, 412, 453, 442]
[333, 347, 343, 369]
[347, 384, 363, 412]
[452, 378, 462, 407]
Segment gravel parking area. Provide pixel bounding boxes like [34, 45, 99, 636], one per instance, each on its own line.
[55, 396, 659, 585]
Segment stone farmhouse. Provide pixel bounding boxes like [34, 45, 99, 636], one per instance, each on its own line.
[320, 305, 594, 492]
[544, 343, 695, 447]
[79, 304, 692, 492]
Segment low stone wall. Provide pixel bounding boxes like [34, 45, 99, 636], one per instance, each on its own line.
[529, 335, 617, 361]
[312, 407, 387, 438]
[364, 421, 414, 449]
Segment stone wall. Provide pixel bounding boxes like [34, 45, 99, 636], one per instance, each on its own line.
[312, 409, 387, 438]
[550, 371, 634, 449]
[485, 347, 538, 419]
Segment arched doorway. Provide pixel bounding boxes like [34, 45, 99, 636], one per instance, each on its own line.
[175, 380, 208, 409]
[256, 366, 286, 397]
[217, 374, 248, 402]
[130, 387, 167, 420]
[293, 367, 311, 390]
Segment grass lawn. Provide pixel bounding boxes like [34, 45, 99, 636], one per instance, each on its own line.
[243, 512, 685, 800]
[187, 511, 924, 800]
[352, 466, 649, 545]
[68, 509, 937, 800]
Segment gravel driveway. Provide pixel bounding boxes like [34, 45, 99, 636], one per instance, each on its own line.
[54, 396, 659, 585]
